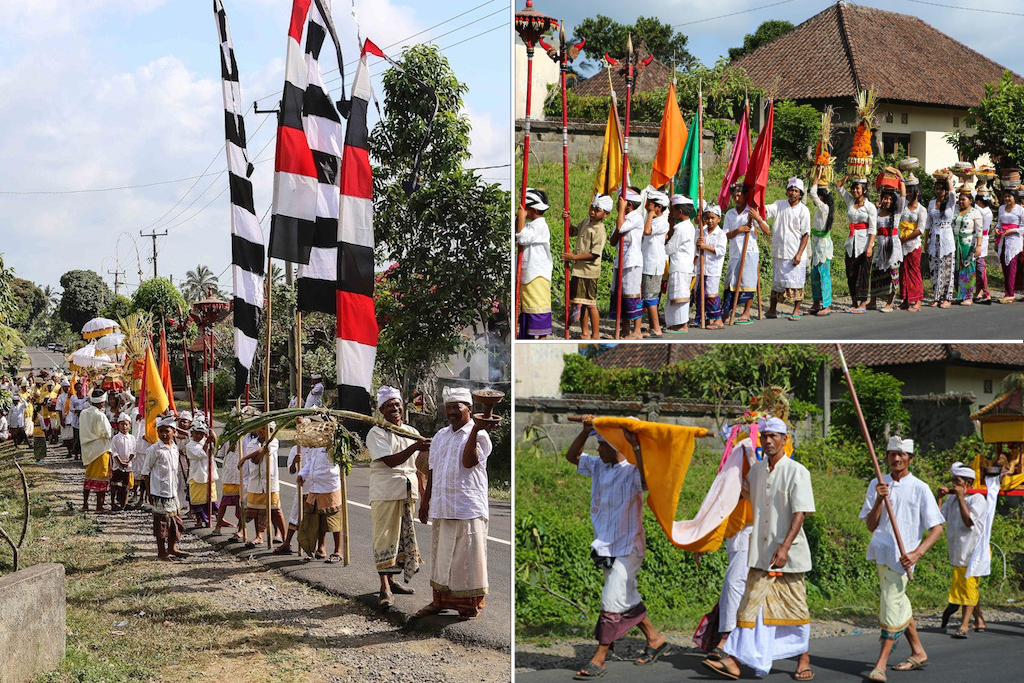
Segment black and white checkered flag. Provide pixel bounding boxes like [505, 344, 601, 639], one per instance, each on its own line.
[214, 0, 264, 398]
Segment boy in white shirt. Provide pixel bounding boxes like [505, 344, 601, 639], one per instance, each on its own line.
[515, 187, 554, 339]
[640, 189, 670, 337]
[239, 423, 284, 547]
[664, 194, 696, 333]
[142, 418, 188, 560]
[610, 188, 646, 339]
[695, 204, 728, 329]
[185, 422, 219, 527]
[110, 414, 136, 511]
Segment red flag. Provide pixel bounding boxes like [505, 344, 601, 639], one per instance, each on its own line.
[718, 100, 751, 210]
[743, 101, 774, 215]
[158, 327, 177, 414]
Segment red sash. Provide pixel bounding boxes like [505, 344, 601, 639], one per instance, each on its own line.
[848, 222, 868, 238]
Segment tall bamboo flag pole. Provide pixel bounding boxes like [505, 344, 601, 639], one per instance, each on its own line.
[264, 255, 272, 549]
[236, 396, 247, 543]
[295, 310, 303, 527]
[697, 81, 706, 329]
[836, 344, 913, 579]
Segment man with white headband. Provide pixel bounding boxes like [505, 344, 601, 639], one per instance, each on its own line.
[142, 416, 188, 560]
[722, 184, 769, 324]
[80, 388, 113, 513]
[366, 386, 430, 606]
[765, 177, 811, 320]
[611, 187, 646, 338]
[640, 188, 671, 338]
[664, 194, 696, 333]
[516, 187, 554, 339]
[564, 194, 611, 339]
[565, 415, 669, 679]
[859, 436, 943, 679]
[304, 374, 325, 409]
[709, 416, 815, 681]
[937, 461, 988, 637]
[414, 385, 493, 620]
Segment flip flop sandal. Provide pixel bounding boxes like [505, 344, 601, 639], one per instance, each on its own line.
[326, 553, 342, 563]
[848, 307, 866, 314]
[879, 307, 894, 313]
[705, 647, 728, 662]
[663, 328, 689, 335]
[410, 603, 443, 619]
[701, 659, 740, 680]
[788, 314, 802, 320]
[892, 658, 928, 671]
[573, 662, 607, 680]
[635, 642, 671, 665]
[272, 546, 293, 555]
[794, 669, 815, 681]
[314, 550, 327, 560]
[953, 629, 968, 639]
[975, 627, 986, 632]
[867, 669, 887, 682]
[390, 583, 415, 595]
[735, 319, 754, 325]
[244, 541, 258, 549]
[378, 591, 394, 607]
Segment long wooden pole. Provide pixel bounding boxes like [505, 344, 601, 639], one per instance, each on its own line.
[697, 83, 706, 329]
[295, 310, 303, 528]
[237, 396, 247, 543]
[264, 255, 272, 549]
[516, 42, 536, 339]
[614, 37, 635, 340]
[836, 344, 912, 579]
[559, 27, 571, 340]
[728, 230, 752, 325]
[207, 329, 215, 526]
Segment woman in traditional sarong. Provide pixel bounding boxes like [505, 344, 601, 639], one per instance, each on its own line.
[867, 174, 905, 313]
[807, 174, 835, 316]
[927, 174, 956, 307]
[973, 186, 994, 302]
[515, 188, 553, 338]
[837, 175, 877, 312]
[996, 188, 1024, 304]
[899, 175, 927, 311]
[952, 185, 983, 305]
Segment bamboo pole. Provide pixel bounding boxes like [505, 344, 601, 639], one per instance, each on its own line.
[836, 344, 913, 579]
[295, 310, 303, 528]
[697, 83, 706, 329]
[237, 397, 247, 543]
[207, 329, 215, 527]
[559, 25, 571, 340]
[181, 334, 195, 413]
[728, 231, 752, 325]
[264, 255, 272, 549]
[340, 466, 350, 566]
[613, 37, 636, 340]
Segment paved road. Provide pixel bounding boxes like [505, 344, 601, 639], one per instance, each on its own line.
[193, 452, 512, 651]
[553, 297, 1024, 341]
[516, 621, 1024, 681]
[21, 346, 69, 373]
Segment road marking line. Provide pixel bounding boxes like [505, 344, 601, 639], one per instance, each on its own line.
[278, 479, 511, 546]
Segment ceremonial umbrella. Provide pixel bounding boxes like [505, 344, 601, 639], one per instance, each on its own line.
[81, 317, 121, 340]
[95, 332, 127, 364]
[69, 342, 114, 372]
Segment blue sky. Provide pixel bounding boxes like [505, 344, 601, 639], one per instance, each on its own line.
[0, 0, 511, 293]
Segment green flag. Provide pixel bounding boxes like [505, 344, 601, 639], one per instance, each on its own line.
[674, 114, 701, 200]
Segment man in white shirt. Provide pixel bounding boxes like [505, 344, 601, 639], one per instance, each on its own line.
[239, 422, 284, 547]
[640, 189, 670, 337]
[515, 187, 554, 339]
[295, 426, 344, 562]
[664, 195, 697, 332]
[367, 386, 429, 606]
[69, 382, 89, 460]
[304, 375, 325, 408]
[765, 177, 811, 319]
[711, 417, 815, 680]
[566, 415, 669, 678]
[185, 422, 219, 527]
[859, 438, 943, 679]
[80, 389, 113, 513]
[414, 386, 493, 620]
[142, 417, 188, 560]
[937, 462, 988, 636]
[8, 394, 27, 447]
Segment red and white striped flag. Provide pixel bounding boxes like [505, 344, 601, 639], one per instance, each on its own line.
[335, 38, 383, 414]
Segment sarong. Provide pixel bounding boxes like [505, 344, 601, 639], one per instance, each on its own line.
[519, 276, 552, 338]
[809, 262, 832, 307]
[665, 299, 689, 327]
[33, 435, 47, 462]
[641, 273, 662, 308]
[296, 495, 344, 555]
[110, 469, 132, 491]
[189, 480, 218, 505]
[878, 564, 913, 638]
[721, 289, 753, 321]
[83, 452, 111, 492]
[246, 491, 281, 511]
[221, 483, 240, 508]
[900, 249, 923, 303]
[610, 265, 643, 322]
[372, 494, 421, 583]
[772, 257, 806, 293]
[429, 517, 488, 614]
[976, 255, 989, 294]
[949, 566, 979, 606]
[955, 241, 976, 301]
[719, 526, 752, 633]
[1002, 254, 1019, 298]
[569, 276, 598, 306]
[930, 252, 956, 302]
[846, 253, 871, 302]
[870, 266, 900, 298]
[724, 568, 810, 676]
[595, 547, 646, 644]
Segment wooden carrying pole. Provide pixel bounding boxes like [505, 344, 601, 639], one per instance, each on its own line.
[728, 230, 752, 325]
[295, 311, 303, 527]
[836, 344, 913, 579]
[558, 26, 571, 340]
[697, 84, 706, 329]
[613, 37, 635, 340]
[237, 397, 247, 543]
[264, 255, 272, 549]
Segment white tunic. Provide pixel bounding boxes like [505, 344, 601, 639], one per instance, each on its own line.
[927, 191, 956, 260]
[366, 423, 421, 501]
[142, 441, 180, 499]
[978, 205, 993, 257]
[941, 493, 986, 567]
[859, 472, 944, 575]
[641, 214, 670, 276]
[110, 432, 136, 472]
[296, 446, 340, 494]
[428, 421, 491, 521]
[807, 185, 834, 267]
[745, 456, 815, 574]
[873, 194, 905, 271]
[516, 217, 553, 283]
[997, 204, 1024, 265]
[723, 207, 758, 288]
[700, 226, 728, 291]
[220, 443, 240, 486]
[765, 199, 811, 260]
[665, 220, 696, 303]
[899, 203, 927, 256]
[186, 439, 219, 484]
[8, 401, 25, 428]
[617, 209, 644, 270]
[578, 454, 645, 558]
[838, 187, 877, 257]
[245, 438, 280, 495]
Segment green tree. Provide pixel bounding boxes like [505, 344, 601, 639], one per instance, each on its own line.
[772, 99, 822, 161]
[58, 270, 111, 334]
[182, 264, 221, 302]
[41, 284, 59, 315]
[102, 294, 133, 321]
[728, 19, 794, 61]
[0, 254, 25, 374]
[831, 366, 910, 449]
[131, 277, 186, 321]
[945, 72, 1024, 168]
[369, 44, 510, 397]
[573, 15, 697, 72]
[8, 278, 47, 332]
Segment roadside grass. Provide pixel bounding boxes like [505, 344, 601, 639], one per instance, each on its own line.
[0, 452, 329, 682]
[515, 441, 1024, 641]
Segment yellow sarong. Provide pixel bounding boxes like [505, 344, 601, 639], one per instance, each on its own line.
[189, 480, 219, 505]
[521, 276, 551, 315]
[246, 491, 281, 509]
[949, 566, 979, 606]
[84, 452, 110, 481]
[878, 564, 913, 633]
[735, 568, 810, 627]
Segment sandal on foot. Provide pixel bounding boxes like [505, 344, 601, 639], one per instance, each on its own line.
[378, 590, 393, 607]
[635, 642, 671, 665]
[788, 314, 803, 320]
[573, 662, 607, 680]
[953, 629, 968, 639]
[314, 550, 326, 560]
[794, 669, 815, 681]
[326, 553, 342, 563]
[701, 659, 740, 680]
[867, 669, 886, 682]
[705, 647, 728, 662]
[390, 582, 415, 595]
[892, 657, 928, 671]
[272, 545, 293, 555]
[974, 625, 986, 632]
[410, 603, 443, 619]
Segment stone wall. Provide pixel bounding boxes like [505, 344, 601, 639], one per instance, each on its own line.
[900, 392, 977, 455]
[0, 563, 66, 683]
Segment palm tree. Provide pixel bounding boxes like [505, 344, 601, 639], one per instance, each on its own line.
[270, 263, 285, 286]
[183, 264, 220, 302]
[41, 284, 60, 315]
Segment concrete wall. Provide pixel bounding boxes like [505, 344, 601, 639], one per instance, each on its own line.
[901, 393, 978, 455]
[514, 343, 578, 398]
[515, 39, 559, 121]
[945, 366, 1011, 408]
[0, 563, 66, 683]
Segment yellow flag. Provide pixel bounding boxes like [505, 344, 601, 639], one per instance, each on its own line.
[142, 346, 168, 443]
[592, 95, 630, 200]
[650, 82, 687, 189]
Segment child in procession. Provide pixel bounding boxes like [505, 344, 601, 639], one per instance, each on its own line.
[639, 189, 670, 338]
[694, 203, 727, 329]
[563, 194, 611, 340]
[109, 414, 136, 511]
[663, 194, 696, 334]
[516, 188, 554, 339]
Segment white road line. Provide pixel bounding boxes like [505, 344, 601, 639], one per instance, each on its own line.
[278, 479, 511, 546]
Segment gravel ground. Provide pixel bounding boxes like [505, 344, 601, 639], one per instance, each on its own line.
[37, 450, 510, 682]
[514, 608, 1024, 674]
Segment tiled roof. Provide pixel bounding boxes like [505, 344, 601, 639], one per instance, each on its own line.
[731, 1, 1023, 108]
[590, 344, 708, 370]
[572, 55, 676, 98]
[820, 344, 1024, 369]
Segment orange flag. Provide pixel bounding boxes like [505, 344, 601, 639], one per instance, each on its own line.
[650, 82, 687, 189]
[141, 346, 169, 443]
[158, 326, 176, 414]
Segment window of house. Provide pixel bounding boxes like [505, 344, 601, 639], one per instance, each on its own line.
[901, 113, 908, 124]
[953, 117, 960, 128]
[882, 133, 911, 156]
[984, 379, 993, 394]
[885, 111, 893, 124]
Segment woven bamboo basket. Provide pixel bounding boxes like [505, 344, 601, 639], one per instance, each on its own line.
[295, 419, 337, 448]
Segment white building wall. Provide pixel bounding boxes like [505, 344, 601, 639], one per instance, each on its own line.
[875, 103, 991, 173]
[515, 343, 578, 398]
[515, 38, 559, 121]
[945, 366, 1014, 408]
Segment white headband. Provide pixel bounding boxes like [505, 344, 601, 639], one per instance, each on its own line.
[886, 436, 914, 454]
[117, 412, 131, 423]
[787, 177, 805, 193]
[646, 189, 669, 207]
[377, 385, 402, 408]
[951, 461, 975, 479]
[671, 194, 693, 207]
[442, 386, 472, 405]
[525, 188, 549, 211]
[624, 189, 641, 203]
[757, 416, 788, 435]
[592, 194, 613, 212]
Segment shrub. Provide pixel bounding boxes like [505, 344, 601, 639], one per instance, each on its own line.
[831, 365, 909, 450]
[771, 99, 821, 162]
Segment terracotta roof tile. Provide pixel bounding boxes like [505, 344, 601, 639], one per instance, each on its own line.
[731, 2, 1023, 108]
[572, 57, 676, 98]
[591, 344, 707, 370]
[819, 344, 1024, 369]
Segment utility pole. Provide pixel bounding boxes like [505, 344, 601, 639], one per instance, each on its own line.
[107, 269, 125, 296]
[139, 230, 167, 279]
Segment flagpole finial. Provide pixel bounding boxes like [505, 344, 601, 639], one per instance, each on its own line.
[626, 33, 633, 55]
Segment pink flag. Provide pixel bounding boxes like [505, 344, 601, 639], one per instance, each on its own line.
[717, 101, 750, 210]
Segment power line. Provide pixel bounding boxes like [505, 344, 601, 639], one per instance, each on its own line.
[898, 0, 1024, 16]
[672, 0, 799, 27]
[0, 172, 224, 196]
